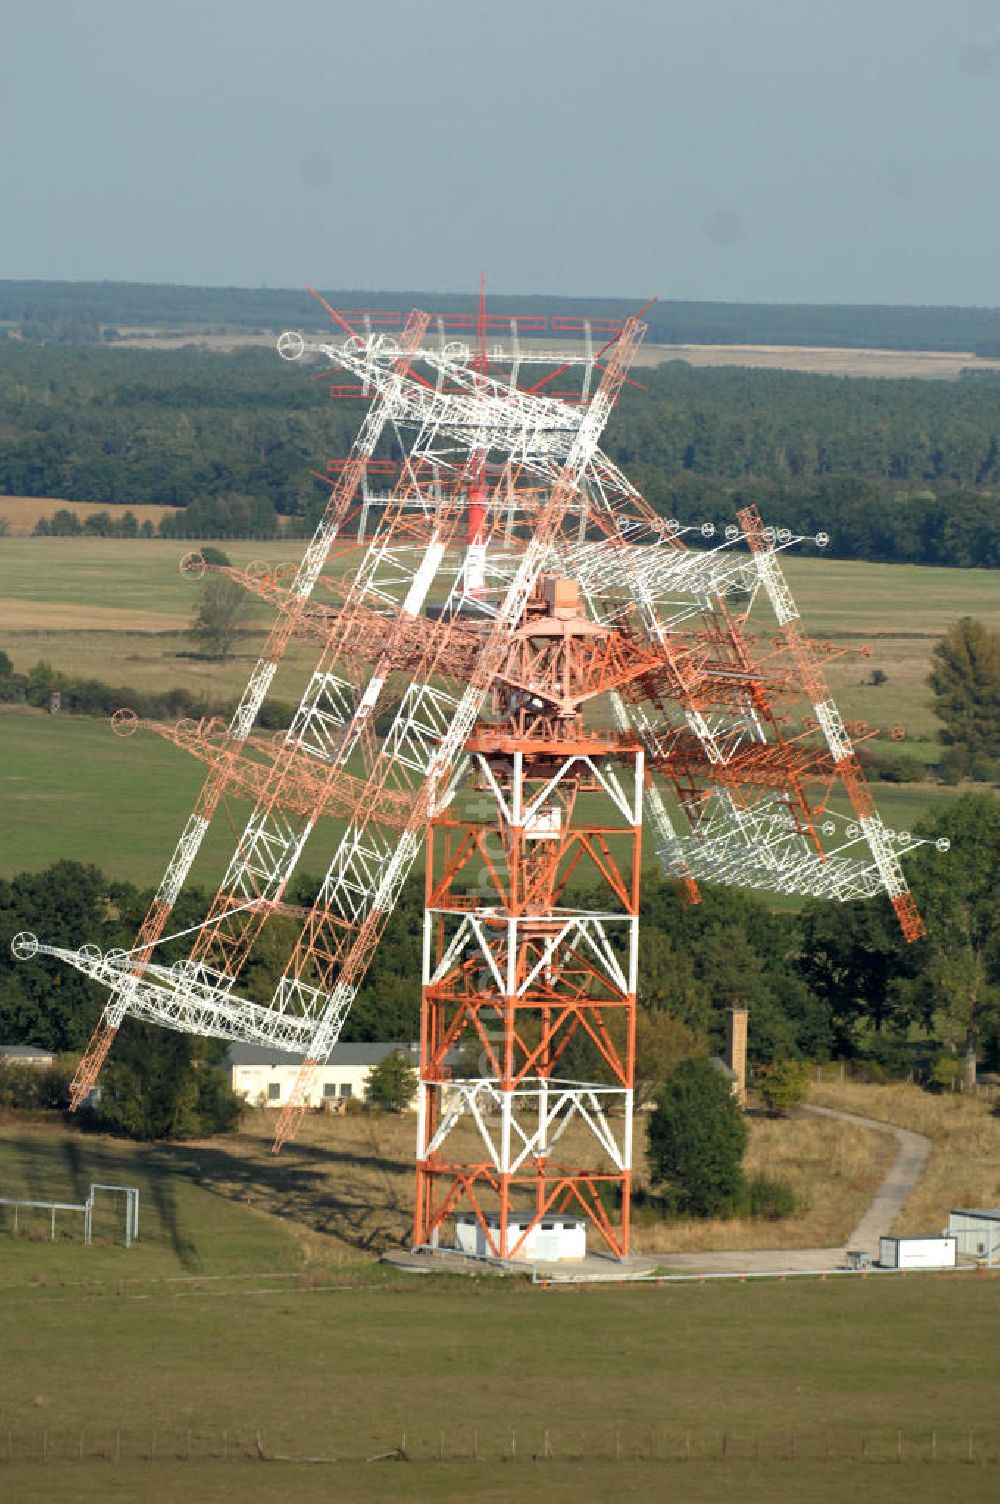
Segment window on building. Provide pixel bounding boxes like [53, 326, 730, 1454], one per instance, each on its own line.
[339, 1082, 352, 1099]
[267, 1082, 280, 1102]
[323, 1082, 338, 1099]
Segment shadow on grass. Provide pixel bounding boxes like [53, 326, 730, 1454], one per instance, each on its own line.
[155, 1133, 414, 1254]
[1, 1117, 415, 1260]
[0, 1127, 200, 1269]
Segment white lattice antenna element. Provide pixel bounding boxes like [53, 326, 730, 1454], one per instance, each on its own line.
[13, 293, 930, 1164]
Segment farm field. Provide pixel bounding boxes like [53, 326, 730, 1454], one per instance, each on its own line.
[0, 537, 996, 882]
[0, 1123, 997, 1503]
[0, 495, 183, 538]
[102, 322, 1000, 378]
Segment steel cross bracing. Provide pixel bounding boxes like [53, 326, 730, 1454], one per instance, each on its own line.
[414, 705, 643, 1258]
[13, 299, 931, 1165]
[53, 307, 434, 1108]
[14, 307, 649, 1144]
[467, 514, 930, 921]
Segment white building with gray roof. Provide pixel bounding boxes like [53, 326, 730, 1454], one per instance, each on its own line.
[222, 1040, 421, 1110]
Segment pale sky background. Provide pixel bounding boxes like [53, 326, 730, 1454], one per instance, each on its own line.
[2, 0, 1000, 304]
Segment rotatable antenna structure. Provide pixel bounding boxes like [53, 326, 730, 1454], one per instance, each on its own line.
[13, 293, 931, 1257]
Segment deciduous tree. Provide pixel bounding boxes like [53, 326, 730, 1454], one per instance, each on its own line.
[928, 617, 1000, 779]
[365, 1050, 418, 1112]
[647, 1057, 747, 1216]
[189, 574, 253, 659]
[902, 795, 1000, 1086]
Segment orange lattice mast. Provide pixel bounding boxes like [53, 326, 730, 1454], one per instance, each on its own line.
[415, 573, 654, 1258]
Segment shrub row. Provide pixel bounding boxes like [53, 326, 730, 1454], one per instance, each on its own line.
[0, 652, 294, 729]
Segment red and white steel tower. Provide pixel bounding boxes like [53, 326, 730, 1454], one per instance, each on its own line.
[13, 293, 933, 1259]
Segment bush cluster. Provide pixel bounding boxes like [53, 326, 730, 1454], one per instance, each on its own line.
[856, 744, 926, 784]
[0, 1058, 74, 1112]
[738, 1171, 803, 1221]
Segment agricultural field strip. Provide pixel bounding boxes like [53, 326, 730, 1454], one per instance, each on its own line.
[94, 327, 1000, 378]
[0, 543, 992, 880]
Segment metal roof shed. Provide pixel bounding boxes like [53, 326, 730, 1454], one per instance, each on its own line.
[948, 1209, 1000, 1263]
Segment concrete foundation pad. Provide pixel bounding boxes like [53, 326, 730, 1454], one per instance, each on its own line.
[381, 1106, 934, 1282]
[381, 1244, 857, 1281]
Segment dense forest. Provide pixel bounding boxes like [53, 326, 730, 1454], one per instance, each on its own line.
[2, 342, 999, 565]
[5, 278, 1000, 353]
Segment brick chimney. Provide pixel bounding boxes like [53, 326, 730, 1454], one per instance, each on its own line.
[725, 1006, 748, 1107]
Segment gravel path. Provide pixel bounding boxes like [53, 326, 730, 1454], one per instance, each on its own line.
[641, 1105, 933, 1275]
[801, 1104, 932, 1254]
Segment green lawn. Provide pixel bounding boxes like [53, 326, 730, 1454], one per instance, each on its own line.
[0, 1124, 302, 1284]
[1, 538, 995, 885]
[0, 1126, 997, 1501]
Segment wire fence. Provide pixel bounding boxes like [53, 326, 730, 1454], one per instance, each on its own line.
[0, 1426, 996, 1467]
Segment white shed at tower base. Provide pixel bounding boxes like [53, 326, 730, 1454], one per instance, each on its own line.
[454, 1211, 587, 1261]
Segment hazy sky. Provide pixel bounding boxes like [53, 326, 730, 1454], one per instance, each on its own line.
[3, 0, 1000, 304]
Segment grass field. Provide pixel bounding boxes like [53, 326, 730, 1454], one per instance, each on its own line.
[0, 1122, 998, 1502]
[1, 1273, 996, 1501]
[1, 537, 996, 881]
[0, 537, 294, 621]
[782, 553, 1000, 742]
[0, 1099, 997, 1502]
[0, 1108, 897, 1268]
[0, 714, 252, 885]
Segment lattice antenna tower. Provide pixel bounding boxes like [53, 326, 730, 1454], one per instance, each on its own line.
[13, 291, 935, 1258]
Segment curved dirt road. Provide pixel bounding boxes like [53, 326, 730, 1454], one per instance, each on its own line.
[803, 1104, 931, 1254]
[638, 1104, 932, 1276]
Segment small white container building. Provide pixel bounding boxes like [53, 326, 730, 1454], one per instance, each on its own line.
[878, 1235, 956, 1270]
[948, 1209, 1000, 1263]
[454, 1211, 587, 1262]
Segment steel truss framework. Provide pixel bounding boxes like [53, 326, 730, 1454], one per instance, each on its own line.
[415, 575, 644, 1258]
[13, 296, 933, 1259]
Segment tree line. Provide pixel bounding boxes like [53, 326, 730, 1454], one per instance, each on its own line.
[1, 796, 995, 1141]
[6, 278, 1000, 352]
[0, 649, 294, 728]
[3, 342, 999, 565]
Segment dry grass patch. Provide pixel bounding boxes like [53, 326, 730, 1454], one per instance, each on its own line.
[809, 1080, 1000, 1235]
[0, 495, 179, 536]
[631, 1110, 893, 1254]
[645, 341, 1000, 380]
[178, 1104, 895, 1261]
